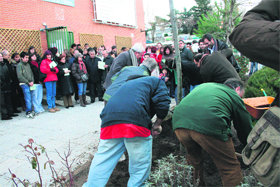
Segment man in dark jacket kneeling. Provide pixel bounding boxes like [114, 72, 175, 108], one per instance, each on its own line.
[83, 76, 171, 187]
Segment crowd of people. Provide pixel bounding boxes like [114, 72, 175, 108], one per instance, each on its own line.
[1, 33, 243, 119]
[0, 43, 126, 120]
[0, 0, 278, 186]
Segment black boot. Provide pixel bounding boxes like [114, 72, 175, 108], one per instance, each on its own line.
[83, 95, 88, 105]
[79, 96, 85, 107]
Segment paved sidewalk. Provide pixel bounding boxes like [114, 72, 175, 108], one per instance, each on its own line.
[0, 98, 103, 186]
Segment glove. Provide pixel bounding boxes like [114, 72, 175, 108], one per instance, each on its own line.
[50, 68, 56, 72]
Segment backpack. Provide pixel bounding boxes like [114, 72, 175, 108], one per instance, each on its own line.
[242, 106, 280, 186]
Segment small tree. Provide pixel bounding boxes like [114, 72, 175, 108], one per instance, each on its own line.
[194, 0, 242, 42]
[245, 67, 280, 98]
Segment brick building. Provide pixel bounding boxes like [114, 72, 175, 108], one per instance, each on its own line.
[0, 0, 146, 55]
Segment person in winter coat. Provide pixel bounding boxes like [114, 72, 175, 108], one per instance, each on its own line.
[172, 79, 252, 186]
[57, 55, 74, 108]
[83, 76, 170, 187]
[151, 46, 163, 70]
[178, 40, 197, 98]
[40, 50, 60, 113]
[85, 49, 103, 103]
[229, 0, 279, 72]
[162, 45, 175, 97]
[103, 58, 157, 103]
[194, 51, 240, 84]
[29, 53, 45, 114]
[3, 50, 21, 114]
[11, 52, 25, 111]
[202, 34, 240, 73]
[103, 43, 144, 89]
[103, 51, 115, 79]
[28, 46, 41, 63]
[16, 52, 36, 118]
[0, 52, 16, 120]
[230, 0, 280, 107]
[71, 53, 88, 107]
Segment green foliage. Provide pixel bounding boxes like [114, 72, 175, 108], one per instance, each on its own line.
[176, 8, 193, 34]
[235, 55, 249, 81]
[190, 0, 212, 22]
[245, 67, 280, 98]
[195, 11, 225, 40]
[194, 1, 242, 41]
[146, 154, 198, 187]
[239, 171, 264, 187]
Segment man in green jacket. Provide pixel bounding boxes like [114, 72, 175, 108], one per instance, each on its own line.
[16, 52, 35, 118]
[172, 78, 252, 186]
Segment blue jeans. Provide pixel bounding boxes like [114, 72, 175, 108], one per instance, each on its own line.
[190, 84, 199, 92]
[83, 136, 153, 187]
[20, 84, 36, 113]
[45, 81, 56, 109]
[78, 82, 87, 96]
[33, 84, 44, 113]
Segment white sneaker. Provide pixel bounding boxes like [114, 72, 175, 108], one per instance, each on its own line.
[26, 112, 34, 119]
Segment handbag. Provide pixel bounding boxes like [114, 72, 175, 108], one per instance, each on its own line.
[81, 74, 88, 82]
[242, 107, 280, 186]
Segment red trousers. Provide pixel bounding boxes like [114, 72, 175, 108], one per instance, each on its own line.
[175, 128, 242, 186]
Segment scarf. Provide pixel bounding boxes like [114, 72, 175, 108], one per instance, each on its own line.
[31, 60, 38, 68]
[199, 54, 209, 65]
[129, 49, 138, 66]
[78, 60, 87, 74]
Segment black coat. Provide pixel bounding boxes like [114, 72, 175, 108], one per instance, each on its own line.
[0, 61, 12, 93]
[208, 39, 241, 73]
[200, 51, 240, 83]
[30, 61, 40, 84]
[229, 0, 279, 71]
[57, 62, 74, 96]
[85, 56, 102, 83]
[104, 55, 114, 71]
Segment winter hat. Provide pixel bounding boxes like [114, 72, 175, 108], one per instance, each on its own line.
[44, 50, 52, 56]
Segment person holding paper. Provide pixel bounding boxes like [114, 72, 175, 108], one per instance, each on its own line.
[72, 53, 88, 107]
[85, 49, 103, 103]
[29, 53, 45, 114]
[57, 55, 74, 108]
[16, 52, 36, 118]
[40, 50, 60, 113]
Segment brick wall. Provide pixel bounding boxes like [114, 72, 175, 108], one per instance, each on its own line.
[0, 0, 145, 53]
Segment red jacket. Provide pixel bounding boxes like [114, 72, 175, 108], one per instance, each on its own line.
[140, 52, 163, 69]
[151, 53, 163, 69]
[40, 59, 59, 82]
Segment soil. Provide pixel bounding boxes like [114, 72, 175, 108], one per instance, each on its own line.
[72, 119, 251, 186]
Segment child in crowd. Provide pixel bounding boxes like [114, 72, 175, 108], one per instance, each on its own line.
[159, 68, 170, 85]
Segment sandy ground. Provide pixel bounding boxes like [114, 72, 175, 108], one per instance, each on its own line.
[0, 97, 103, 186]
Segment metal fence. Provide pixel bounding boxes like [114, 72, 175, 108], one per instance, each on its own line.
[0, 27, 42, 56]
